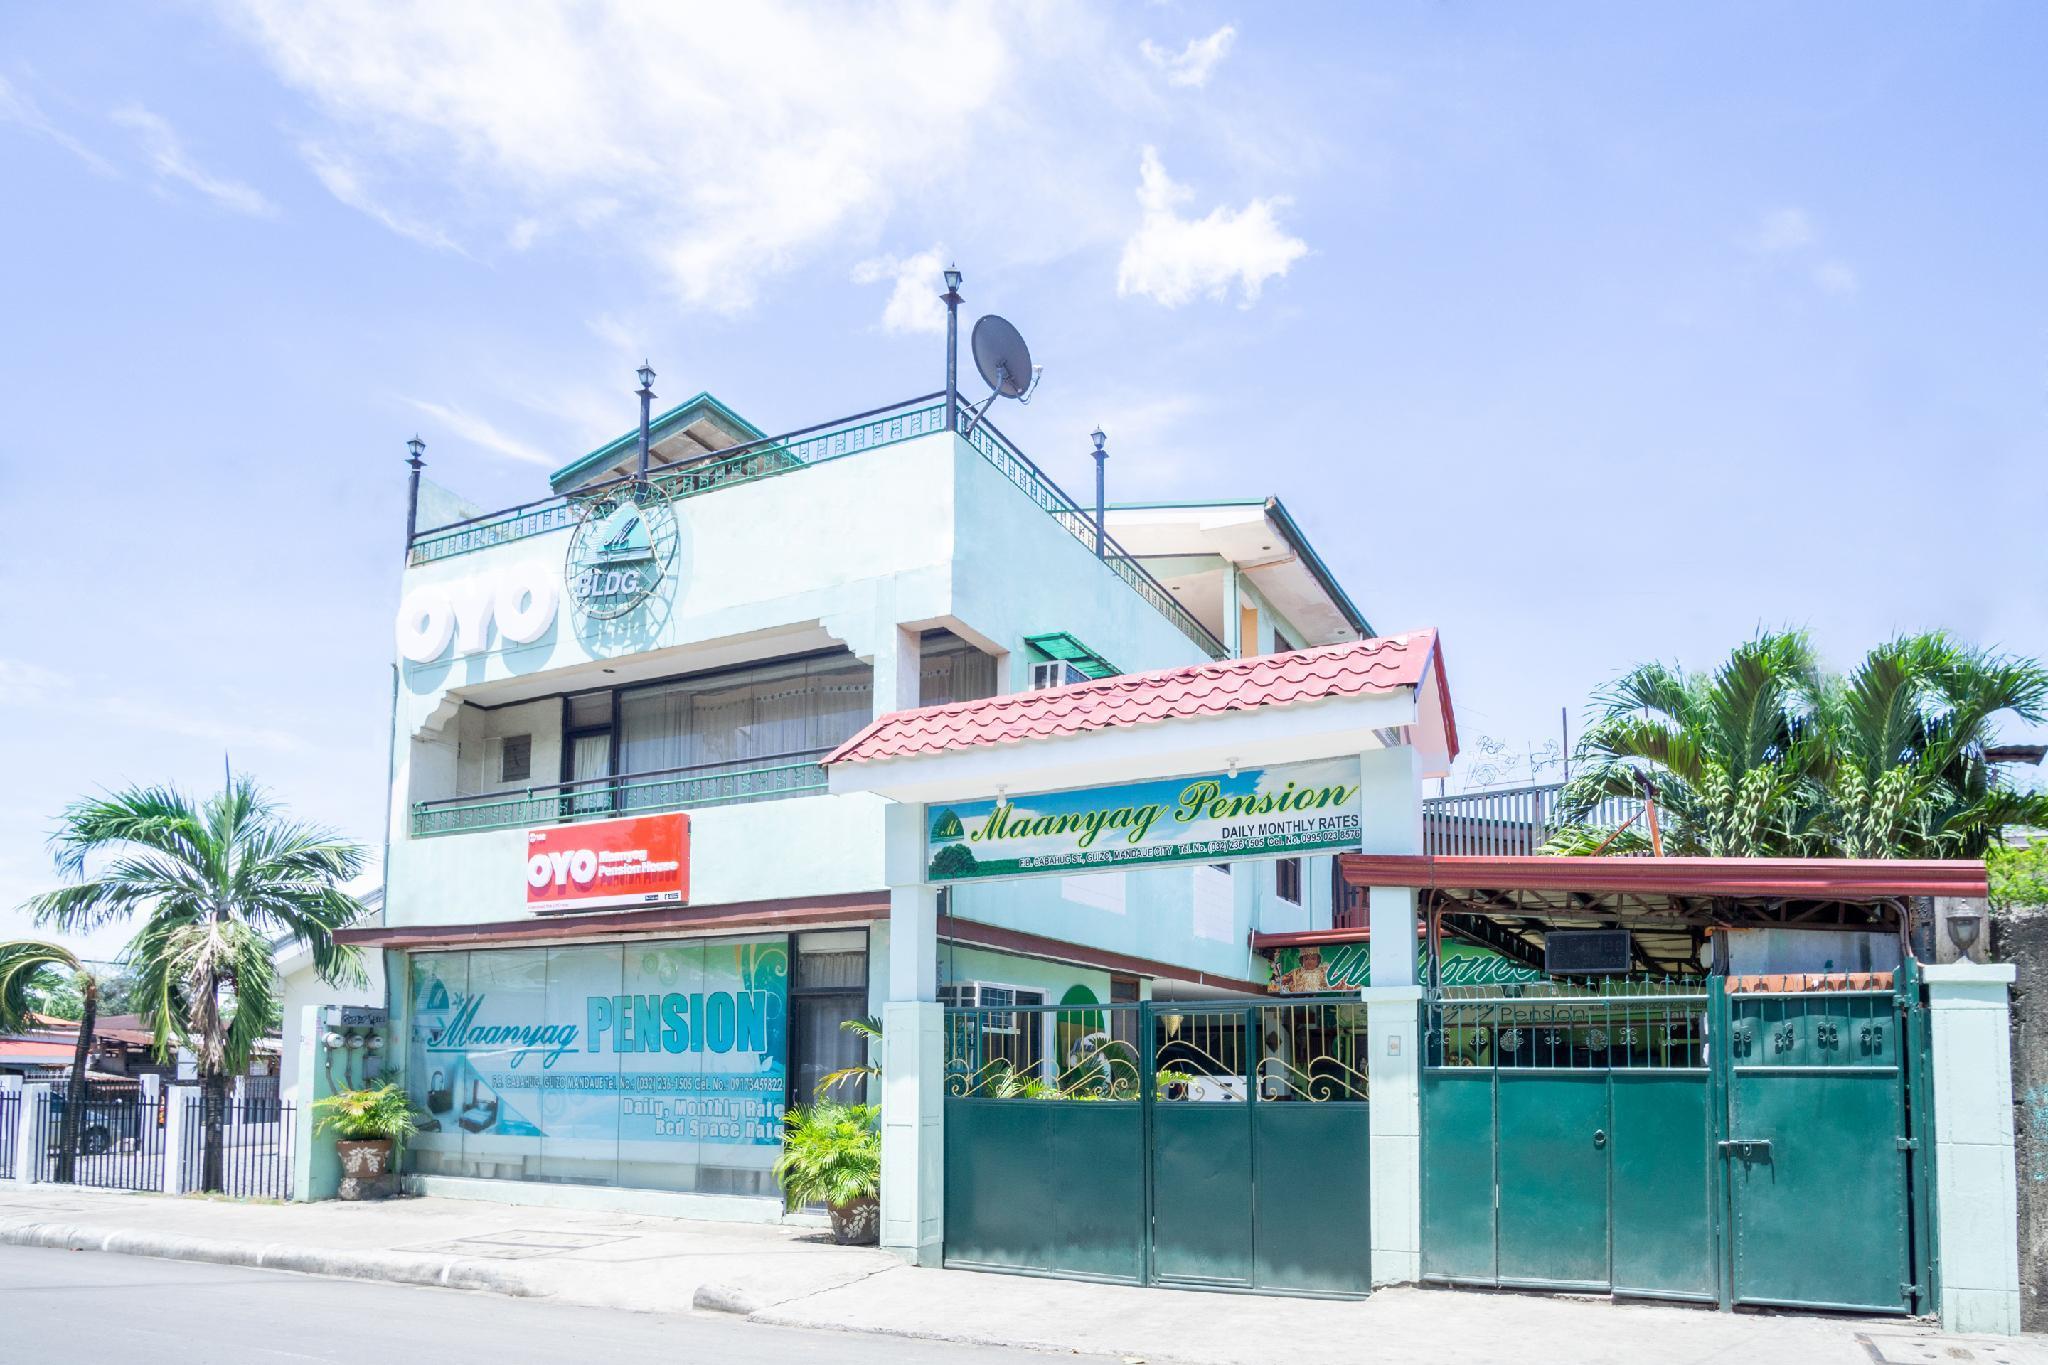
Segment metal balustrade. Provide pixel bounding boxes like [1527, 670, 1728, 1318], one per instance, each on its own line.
[411, 749, 832, 837]
[403, 394, 1228, 662]
[1422, 781, 1645, 856]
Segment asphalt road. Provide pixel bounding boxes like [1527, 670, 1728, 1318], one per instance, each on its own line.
[0, 1244, 1098, 1364]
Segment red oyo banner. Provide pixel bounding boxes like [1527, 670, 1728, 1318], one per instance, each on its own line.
[526, 813, 690, 913]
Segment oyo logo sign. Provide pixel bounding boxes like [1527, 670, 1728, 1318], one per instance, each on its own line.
[396, 562, 558, 664]
[527, 844, 600, 892]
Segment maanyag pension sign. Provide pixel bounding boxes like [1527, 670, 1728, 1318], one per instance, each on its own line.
[926, 757, 1362, 882]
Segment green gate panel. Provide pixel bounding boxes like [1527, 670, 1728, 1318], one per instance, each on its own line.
[1609, 1073, 1715, 1301]
[945, 1100, 1054, 1272]
[1151, 1104, 1254, 1287]
[1497, 1073, 1610, 1289]
[1729, 1068, 1911, 1314]
[943, 1099, 1145, 1282]
[1251, 1103, 1371, 1295]
[1421, 1072, 1497, 1283]
[1046, 1101, 1146, 1282]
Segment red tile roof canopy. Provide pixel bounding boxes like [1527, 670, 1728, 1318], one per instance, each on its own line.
[825, 629, 1456, 767]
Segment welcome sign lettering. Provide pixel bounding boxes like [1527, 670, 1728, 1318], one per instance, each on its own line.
[926, 757, 1363, 882]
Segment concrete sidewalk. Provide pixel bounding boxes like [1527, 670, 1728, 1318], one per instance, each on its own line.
[0, 1184, 2035, 1365]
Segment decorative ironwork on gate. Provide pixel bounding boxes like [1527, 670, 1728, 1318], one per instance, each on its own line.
[1427, 980, 1710, 1070]
[943, 999, 1371, 1103]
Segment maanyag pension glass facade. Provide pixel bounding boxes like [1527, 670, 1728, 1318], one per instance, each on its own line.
[405, 937, 789, 1196]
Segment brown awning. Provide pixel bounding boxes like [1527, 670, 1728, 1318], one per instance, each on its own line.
[1340, 854, 1987, 900]
[334, 891, 888, 950]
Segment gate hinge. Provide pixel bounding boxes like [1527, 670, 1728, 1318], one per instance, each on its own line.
[1901, 1281, 1922, 1300]
[1896, 1137, 1919, 1151]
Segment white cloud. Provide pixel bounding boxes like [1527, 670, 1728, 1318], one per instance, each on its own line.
[852, 247, 948, 335]
[0, 658, 306, 755]
[1140, 24, 1237, 88]
[0, 658, 69, 707]
[1741, 207, 1860, 296]
[301, 142, 465, 252]
[1745, 207, 1815, 254]
[111, 104, 277, 218]
[404, 398, 555, 467]
[1813, 260, 1859, 295]
[0, 75, 116, 175]
[224, 2, 1015, 311]
[1116, 147, 1306, 308]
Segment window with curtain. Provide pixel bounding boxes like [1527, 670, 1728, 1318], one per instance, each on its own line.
[919, 636, 998, 707]
[615, 653, 875, 807]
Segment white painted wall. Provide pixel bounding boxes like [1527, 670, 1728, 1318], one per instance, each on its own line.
[386, 429, 1362, 993]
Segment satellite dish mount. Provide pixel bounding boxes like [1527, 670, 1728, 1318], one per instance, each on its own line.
[960, 314, 1042, 437]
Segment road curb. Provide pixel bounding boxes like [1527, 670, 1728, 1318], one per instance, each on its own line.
[0, 1219, 543, 1297]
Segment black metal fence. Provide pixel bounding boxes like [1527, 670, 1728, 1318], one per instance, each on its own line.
[36, 1088, 167, 1190]
[0, 1091, 18, 1178]
[176, 1094, 296, 1200]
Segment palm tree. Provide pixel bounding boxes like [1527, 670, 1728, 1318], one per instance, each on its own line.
[1817, 633, 2048, 857]
[0, 940, 107, 1182]
[22, 774, 367, 1192]
[1548, 631, 1829, 856]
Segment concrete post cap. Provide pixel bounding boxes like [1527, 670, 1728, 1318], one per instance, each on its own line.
[1921, 961, 2017, 985]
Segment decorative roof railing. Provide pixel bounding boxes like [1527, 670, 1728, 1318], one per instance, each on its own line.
[404, 394, 1228, 661]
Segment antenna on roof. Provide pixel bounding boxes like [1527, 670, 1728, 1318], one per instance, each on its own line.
[959, 314, 1042, 437]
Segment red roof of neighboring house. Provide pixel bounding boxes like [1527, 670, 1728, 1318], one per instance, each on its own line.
[825, 630, 1455, 767]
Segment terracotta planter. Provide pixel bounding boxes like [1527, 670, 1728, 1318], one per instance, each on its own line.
[828, 1195, 879, 1246]
[334, 1138, 394, 1201]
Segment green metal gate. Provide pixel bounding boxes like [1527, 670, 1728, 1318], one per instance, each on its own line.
[1420, 972, 1933, 1314]
[1721, 970, 1927, 1314]
[943, 997, 1373, 1295]
[1422, 987, 1717, 1300]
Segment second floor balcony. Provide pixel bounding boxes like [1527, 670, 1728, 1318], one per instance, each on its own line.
[407, 637, 997, 839]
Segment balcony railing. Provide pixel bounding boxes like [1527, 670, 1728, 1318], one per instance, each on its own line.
[411, 750, 833, 837]
[404, 394, 1228, 662]
[407, 395, 950, 566]
[1422, 781, 1645, 857]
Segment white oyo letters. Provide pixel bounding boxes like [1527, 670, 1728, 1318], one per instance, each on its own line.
[396, 561, 559, 664]
[527, 847, 601, 890]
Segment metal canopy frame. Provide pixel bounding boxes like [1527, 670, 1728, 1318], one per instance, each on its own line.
[1425, 885, 1910, 980]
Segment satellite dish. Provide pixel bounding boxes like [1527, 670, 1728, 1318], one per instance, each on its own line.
[961, 314, 1042, 435]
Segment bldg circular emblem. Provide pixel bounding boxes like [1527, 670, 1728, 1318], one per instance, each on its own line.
[564, 481, 680, 621]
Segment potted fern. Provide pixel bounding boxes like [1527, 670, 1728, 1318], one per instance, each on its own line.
[773, 1101, 881, 1244]
[311, 1083, 418, 1200]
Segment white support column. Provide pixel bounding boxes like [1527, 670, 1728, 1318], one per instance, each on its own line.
[872, 624, 923, 716]
[1924, 962, 2022, 1334]
[12, 1083, 47, 1184]
[1357, 743, 1425, 1283]
[881, 801, 944, 1265]
[231, 1075, 249, 1140]
[162, 1085, 192, 1196]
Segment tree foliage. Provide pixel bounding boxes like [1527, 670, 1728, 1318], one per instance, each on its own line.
[1551, 631, 2048, 859]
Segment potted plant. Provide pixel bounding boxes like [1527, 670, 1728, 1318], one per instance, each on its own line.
[311, 1083, 418, 1200]
[773, 1101, 881, 1245]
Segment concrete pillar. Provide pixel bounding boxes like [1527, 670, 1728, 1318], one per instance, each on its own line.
[1364, 986, 1424, 1284]
[12, 1083, 47, 1183]
[163, 1085, 192, 1196]
[1357, 743, 1425, 1282]
[1924, 962, 2023, 1334]
[871, 624, 922, 717]
[880, 801, 943, 1265]
[290, 1004, 344, 1202]
[231, 1075, 249, 1140]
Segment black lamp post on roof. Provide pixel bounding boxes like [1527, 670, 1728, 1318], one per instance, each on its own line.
[403, 435, 426, 561]
[635, 361, 657, 482]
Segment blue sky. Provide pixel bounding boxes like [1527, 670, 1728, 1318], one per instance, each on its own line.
[3, 3, 2043, 957]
